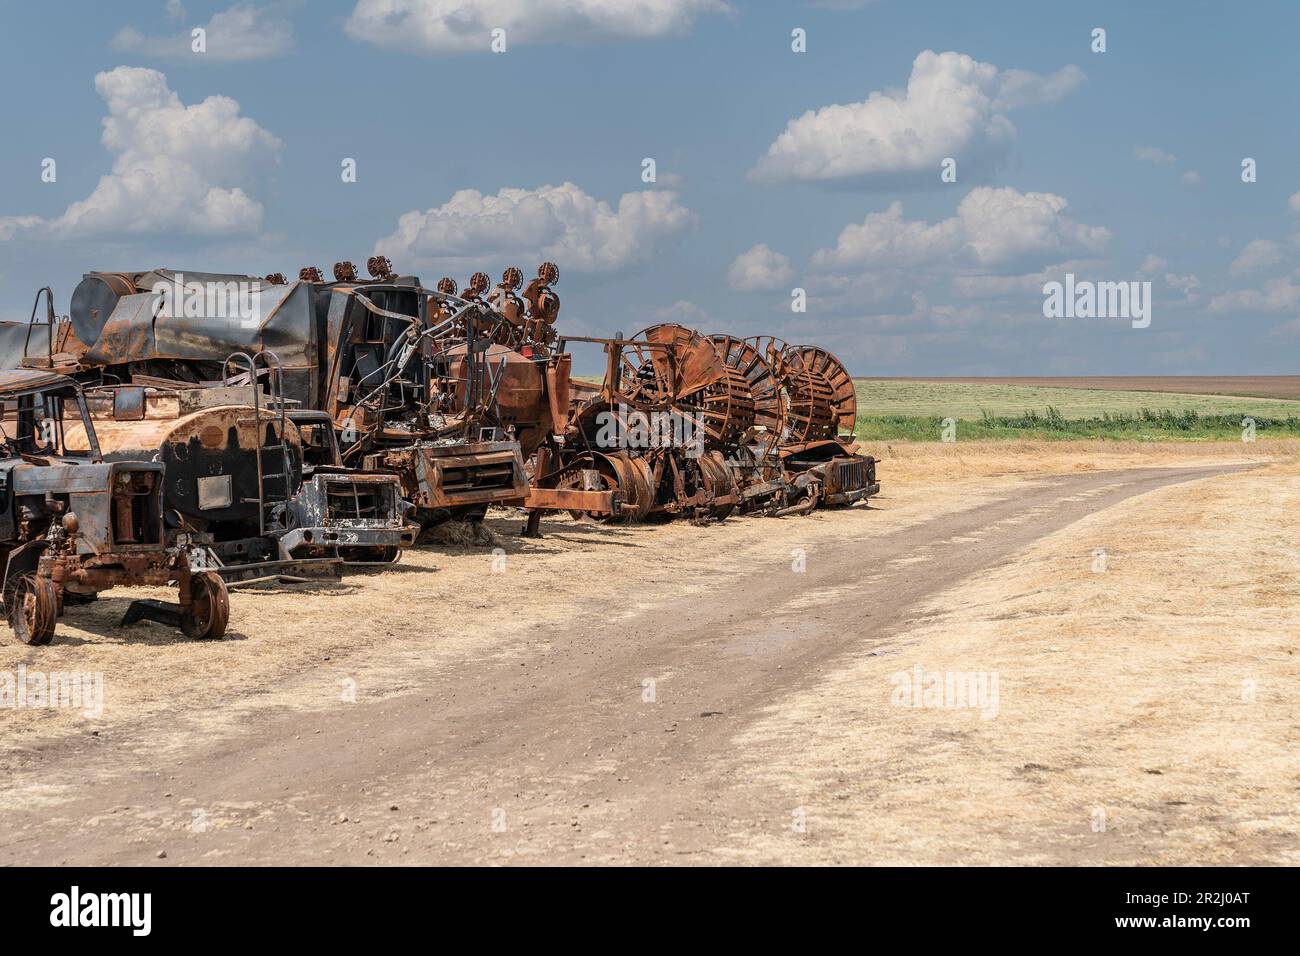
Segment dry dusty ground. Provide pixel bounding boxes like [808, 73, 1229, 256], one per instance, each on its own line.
[0, 439, 1296, 865]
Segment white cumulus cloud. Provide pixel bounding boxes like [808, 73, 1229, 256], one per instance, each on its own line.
[651, 300, 712, 324]
[373, 182, 694, 274]
[1138, 254, 1168, 276]
[1229, 239, 1284, 276]
[112, 3, 295, 61]
[1134, 145, 1176, 164]
[345, 0, 730, 52]
[810, 187, 1110, 272]
[0, 67, 282, 240]
[727, 243, 794, 292]
[1210, 270, 1300, 314]
[1165, 273, 1200, 298]
[749, 50, 1085, 186]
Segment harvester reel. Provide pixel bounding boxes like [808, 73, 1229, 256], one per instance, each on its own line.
[622, 325, 755, 448]
[737, 335, 840, 445]
[712, 333, 786, 438]
[780, 366, 839, 445]
[783, 346, 857, 439]
[696, 450, 738, 520]
[742, 335, 793, 379]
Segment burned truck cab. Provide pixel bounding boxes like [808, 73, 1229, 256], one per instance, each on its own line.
[0, 370, 228, 645]
[78, 380, 419, 573]
[279, 409, 418, 562]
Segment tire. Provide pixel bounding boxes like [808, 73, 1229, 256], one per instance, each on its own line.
[9, 574, 58, 646]
[182, 571, 230, 640]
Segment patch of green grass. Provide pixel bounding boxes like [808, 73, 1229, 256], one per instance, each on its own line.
[854, 379, 1300, 420]
[850, 380, 1300, 441]
[855, 407, 1300, 442]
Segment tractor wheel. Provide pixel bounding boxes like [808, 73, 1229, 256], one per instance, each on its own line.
[182, 571, 230, 640]
[9, 574, 58, 646]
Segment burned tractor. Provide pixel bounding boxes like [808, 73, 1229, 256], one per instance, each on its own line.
[0, 370, 228, 645]
[72, 351, 417, 583]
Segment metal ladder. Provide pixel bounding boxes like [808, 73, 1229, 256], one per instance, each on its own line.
[22, 288, 59, 368]
[225, 350, 293, 536]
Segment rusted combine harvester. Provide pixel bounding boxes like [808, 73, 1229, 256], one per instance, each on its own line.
[0, 370, 228, 644]
[17, 263, 534, 532]
[417, 263, 625, 529]
[293, 262, 531, 527]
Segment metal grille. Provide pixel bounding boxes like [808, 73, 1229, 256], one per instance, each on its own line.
[835, 459, 870, 491]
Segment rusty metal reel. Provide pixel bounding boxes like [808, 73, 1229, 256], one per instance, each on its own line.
[625, 325, 754, 450]
[697, 450, 738, 520]
[741, 335, 792, 379]
[780, 366, 838, 444]
[712, 333, 786, 439]
[782, 345, 857, 440]
[738, 336, 838, 445]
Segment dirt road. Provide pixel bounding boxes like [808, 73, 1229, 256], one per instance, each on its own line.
[0, 461, 1261, 866]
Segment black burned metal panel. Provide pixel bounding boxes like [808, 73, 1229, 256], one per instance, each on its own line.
[161, 420, 303, 526]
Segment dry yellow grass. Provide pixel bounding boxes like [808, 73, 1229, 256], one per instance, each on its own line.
[717, 454, 1300, 865]
[857, 437, 1296, 482]
[4, 438, 1297, 856]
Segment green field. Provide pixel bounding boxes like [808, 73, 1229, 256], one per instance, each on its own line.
[853, 380, 1300, 441]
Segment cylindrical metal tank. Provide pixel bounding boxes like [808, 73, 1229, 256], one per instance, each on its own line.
[69, 272, 140, 345]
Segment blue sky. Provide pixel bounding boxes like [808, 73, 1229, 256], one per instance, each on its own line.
[2, 0, 1298, 375]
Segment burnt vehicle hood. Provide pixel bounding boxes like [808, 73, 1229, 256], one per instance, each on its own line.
[7, 459, 157, 495]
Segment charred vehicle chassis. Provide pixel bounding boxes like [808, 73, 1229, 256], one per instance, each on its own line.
[0, 370, 228, 645]
[76, 352, 418, 585]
